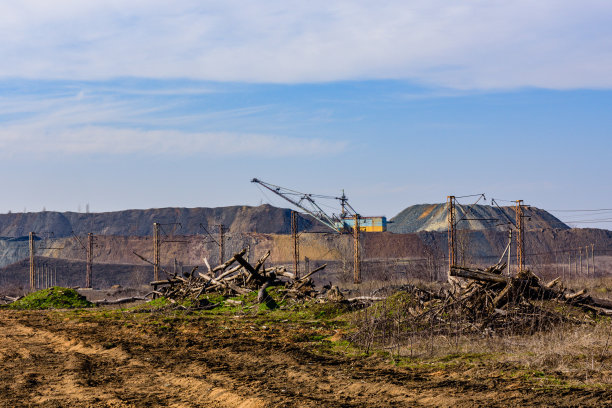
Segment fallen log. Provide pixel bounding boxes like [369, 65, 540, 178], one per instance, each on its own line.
[545, 277, 561, 289]
[198, 273, 250, 295]
[211, 249, 247, 273]
[150, 278, 184, 289]
[94, 297, 148, 305]
[257, 281, 271, 303]
[234, 253, 265, 283]
[450, 266, 509, 284]
[583, 295, 612, 311]
[297, 264, 327, 282]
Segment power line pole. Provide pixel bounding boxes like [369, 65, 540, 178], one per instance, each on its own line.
[218, 224, 225, 265]
[353, 214, 361, 284]
[574, 250, 578, 276]
[515, 200, 525, 273]
[579, 246, 583, 276]
[86, 233, 93, 288]
[507, 229, 512, 276]
[291, 211, 300, 279]
[447, 196, 457, 275]
[29, 232, 35, 292]
[153, 222, 160, 281]
[591, 243, 595, 277]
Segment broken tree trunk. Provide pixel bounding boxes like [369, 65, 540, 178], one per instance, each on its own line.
[257, 281, 271, 303]
[450, 266, 509, 284]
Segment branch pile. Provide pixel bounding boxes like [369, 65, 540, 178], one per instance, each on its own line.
[151, 248, 327, 306]
[450, 264, 612, 318]
[352, 263, 612, 349]
[407, 263, 612, 335]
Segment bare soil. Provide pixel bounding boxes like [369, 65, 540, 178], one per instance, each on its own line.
[1, 309, 611, 407]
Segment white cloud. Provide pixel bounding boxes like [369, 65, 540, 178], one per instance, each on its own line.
[0, 1, 611, 89]
[0, 124, 346, 157]
[0, 90, 346, 157]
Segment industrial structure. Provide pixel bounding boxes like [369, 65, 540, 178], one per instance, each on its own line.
[251, 178, 387, 233]
[335, 216, 387, 232]
[251, 178, 388, 284]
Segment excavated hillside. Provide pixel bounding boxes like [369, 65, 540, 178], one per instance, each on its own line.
[0, 204, 610, 291]
[1, 228, 611, 291]
[389, 203, 569, 233]
[0, 204, 327, 238]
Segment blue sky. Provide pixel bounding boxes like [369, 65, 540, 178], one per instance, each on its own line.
[1, 1, 611, 228]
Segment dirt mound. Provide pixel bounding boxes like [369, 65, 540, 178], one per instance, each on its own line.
[0, 204, 329, 238]
[389, 203, 569, 233]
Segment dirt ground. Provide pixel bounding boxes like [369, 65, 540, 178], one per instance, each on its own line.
[1, 309, 611, 408]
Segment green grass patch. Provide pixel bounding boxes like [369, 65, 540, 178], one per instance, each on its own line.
[9, 287, 93, 310]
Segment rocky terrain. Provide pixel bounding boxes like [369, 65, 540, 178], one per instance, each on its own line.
[389, 203, 569, 233]
[0, 203, 571, 239]
[0, 204, 325, 238]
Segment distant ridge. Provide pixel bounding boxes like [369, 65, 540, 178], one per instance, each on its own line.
[0, 204, 327, 238]
[388, 203, 569, 233]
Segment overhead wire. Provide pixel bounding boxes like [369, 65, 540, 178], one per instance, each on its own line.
[548, 208, 612, 212]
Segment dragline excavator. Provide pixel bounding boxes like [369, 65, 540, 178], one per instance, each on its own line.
[251, 178, 387, 233]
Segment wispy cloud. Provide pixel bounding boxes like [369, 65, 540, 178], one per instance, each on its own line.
[0, 125, 345, 157]
[0, 1, 611, 89]
[0, 84, 346, 157]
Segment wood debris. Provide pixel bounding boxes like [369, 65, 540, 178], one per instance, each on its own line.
[151, 248, 327, 305]
[450, 264, 612, 316]
[351, 262, 612, 348]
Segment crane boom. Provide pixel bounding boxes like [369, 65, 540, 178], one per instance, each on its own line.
[251, 178, 355, 233]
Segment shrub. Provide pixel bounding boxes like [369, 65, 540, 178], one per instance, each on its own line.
[8, 287, 93, 310]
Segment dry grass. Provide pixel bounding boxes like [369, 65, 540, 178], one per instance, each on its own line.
[349, 274, 612, 386]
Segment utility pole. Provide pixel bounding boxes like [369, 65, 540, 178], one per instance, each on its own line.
[218, 224, 225, 265]
[86, 233, 93, 288]
[585, 246, 590, 276]
[568, 251, 571, 278]
[515, 200, 525, 273]
[507, 229, 512, 276]
[579, 247, 583, 276]
[29, 232, 35, 292]
[591, 244, 595, 277]
[447, 196, 457, 275]
[574, 250, 577, 276]
[291, 211, 300, 279]
[353, 214, 361, 284]
[153, 222, 160, 281]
